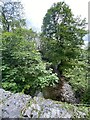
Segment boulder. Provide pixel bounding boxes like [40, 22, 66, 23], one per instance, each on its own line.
[61, 82, 76, 103]
[0, 88, 31, 118]
[42, 81, 76, 103]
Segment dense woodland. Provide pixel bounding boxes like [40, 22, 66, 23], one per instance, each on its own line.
[0, 0, 90, 104]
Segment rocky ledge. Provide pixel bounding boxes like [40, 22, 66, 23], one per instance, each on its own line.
[0, 88, 89, 118]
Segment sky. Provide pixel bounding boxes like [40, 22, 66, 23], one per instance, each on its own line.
[21, 0, 89, 32]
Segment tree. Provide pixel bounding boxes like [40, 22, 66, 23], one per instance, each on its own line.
[41, 2, 87, 78]
[82, 41, 90, 104]
[1, 0, 25, 32]
[1, 28, 58, 94]
[1, 0, 59, 95]
[13, 28, 37, 41]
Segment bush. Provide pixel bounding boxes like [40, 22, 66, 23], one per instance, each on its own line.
[2, 29, 59, 94]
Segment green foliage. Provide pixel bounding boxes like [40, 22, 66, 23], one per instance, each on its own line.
[41, 1, 87, 75]
[82, 41, 90, 104]
[1, 0, 89, 104]
[1, 0, 59, 94]
[64, 50, 87, 90]
[64, 60, 87, 102]
[82, 87, 90, 104]
[40, 1, 88, 103]
[2, 29, 58, 94]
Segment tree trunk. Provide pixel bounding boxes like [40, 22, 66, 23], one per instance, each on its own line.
[52, 61, 64, 79]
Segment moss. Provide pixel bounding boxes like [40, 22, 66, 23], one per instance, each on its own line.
[62, 103, 89, 118]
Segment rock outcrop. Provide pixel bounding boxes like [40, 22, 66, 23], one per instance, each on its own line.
[42, 81, 76, 103]
[0, 88, 89, 118]
[0, 88, 31, 118]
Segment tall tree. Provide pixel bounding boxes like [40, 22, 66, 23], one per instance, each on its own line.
[41, 2, 87, 78]
[1, 0, 25, 32]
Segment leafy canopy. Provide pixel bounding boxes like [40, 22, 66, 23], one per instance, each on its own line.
[41, 2, 87, 75]
[2, 28, 58, 94]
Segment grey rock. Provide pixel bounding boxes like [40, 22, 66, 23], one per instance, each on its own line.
[22, 97, 87, 118]
[0, 103, 3, 118]
[37, 92, 44, 98]
[61, 82, 76, 103]
[34, 90, 44, 98]
[0, 88, 13, 102]
[0, 88, 88, 118]
[0, 89, 31, 118]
